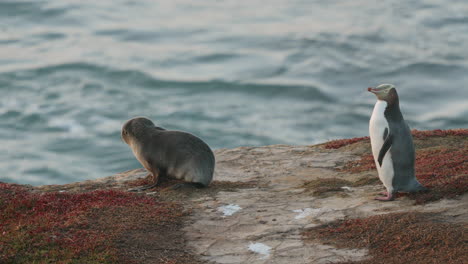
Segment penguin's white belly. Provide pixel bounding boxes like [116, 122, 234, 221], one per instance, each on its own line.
[369, 100, 394, 192]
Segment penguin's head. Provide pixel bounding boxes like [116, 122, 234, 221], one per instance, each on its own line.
[367, 84, 399, 105]
[121, 117, 156, 144]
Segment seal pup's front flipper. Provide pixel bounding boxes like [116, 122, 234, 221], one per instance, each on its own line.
[128, 169, 160, 192]
[128, 182, 158, 192]
[378, 129, 392, 167]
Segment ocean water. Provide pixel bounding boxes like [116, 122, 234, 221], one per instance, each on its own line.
[1, 0, 467, 185]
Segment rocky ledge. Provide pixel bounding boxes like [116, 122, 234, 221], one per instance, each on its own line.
[1, 129, 467, 263]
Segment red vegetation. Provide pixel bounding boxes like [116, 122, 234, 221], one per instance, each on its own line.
[304, 212, 467, 264]
[324, 136, 369, 149]
[411, 128, 468, 138]
[324, 129, 468, 149]
[0, 183, 185, 263]
[408, 147, 468, 204]
[340, 154, 376, 173]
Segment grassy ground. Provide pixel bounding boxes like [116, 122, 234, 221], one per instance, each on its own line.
[0, 182, 199, 264]
[0, 176, 256, 263]
[304, 212, 467, 264]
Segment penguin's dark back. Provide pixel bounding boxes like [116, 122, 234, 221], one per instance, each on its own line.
[388, 116, 416, 191]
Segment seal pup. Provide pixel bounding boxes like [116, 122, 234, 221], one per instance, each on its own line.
[368, 84, 426, 201]
[122, 117, 215, 191]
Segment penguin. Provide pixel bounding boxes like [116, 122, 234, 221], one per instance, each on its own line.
[368, 84, 426, 201]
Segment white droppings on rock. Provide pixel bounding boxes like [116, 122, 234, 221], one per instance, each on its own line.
[293, 208, 316, 219]
[218, 204, 242, 216]
[248, 242, 271, 259]
[293, 207, 333, 219]
[341, 186, 352, 191]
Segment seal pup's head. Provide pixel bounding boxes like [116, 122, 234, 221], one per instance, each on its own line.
[368, 84, 399, 106]
[121, 117, 156, 145]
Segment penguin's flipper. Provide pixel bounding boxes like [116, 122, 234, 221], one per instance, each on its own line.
[383, 127, 389, 140]
[378, 130, 393, 167]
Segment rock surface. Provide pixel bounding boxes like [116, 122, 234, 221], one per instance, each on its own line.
[183, 144, 466, 264]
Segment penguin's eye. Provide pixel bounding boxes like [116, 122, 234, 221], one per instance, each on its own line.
[384, 89, 389, 93]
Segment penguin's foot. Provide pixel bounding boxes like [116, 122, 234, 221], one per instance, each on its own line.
[379, 191, 388, 196]
[128, 183, 158, 192]
[374, 192, 394, 201]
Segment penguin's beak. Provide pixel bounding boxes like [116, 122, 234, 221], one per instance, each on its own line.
[368, 87, 378, 94]
[368, 87, 385, 97]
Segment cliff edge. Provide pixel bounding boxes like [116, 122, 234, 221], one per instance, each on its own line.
[1, 129, 466, 263]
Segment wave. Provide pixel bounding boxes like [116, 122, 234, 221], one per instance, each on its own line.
[425, 16, 468, 29]
[94, 28, 206, 43]
[1, 62, 333, 102]
[379, 62, 467, 77]
[0, 1, 78, 25]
